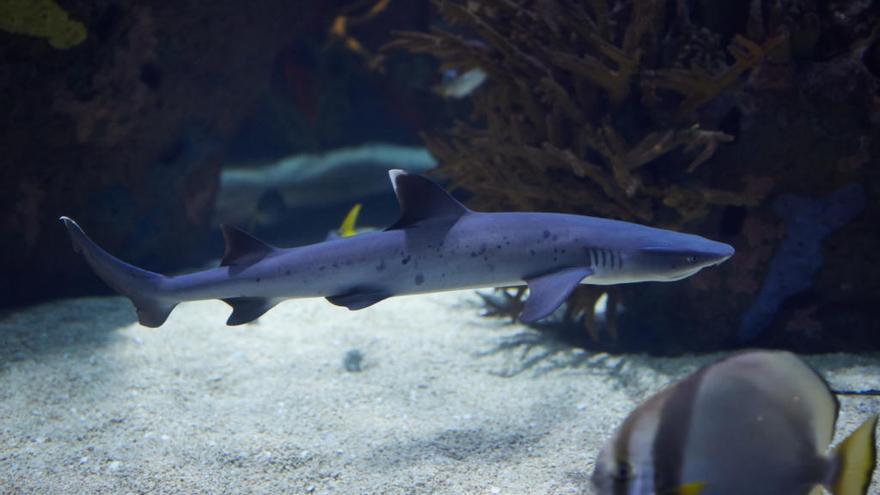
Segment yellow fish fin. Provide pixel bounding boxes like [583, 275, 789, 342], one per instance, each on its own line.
[661, 481, 707, 495]
[339, 203, 363, 238]
[831, 414, 878, 495]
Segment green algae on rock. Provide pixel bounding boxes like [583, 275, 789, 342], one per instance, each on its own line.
[0, 0, 87, 49]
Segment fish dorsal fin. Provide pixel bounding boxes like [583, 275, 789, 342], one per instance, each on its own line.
[385, 170, 470, 230]
[220, 225, 278, 267]
[339, 203, 362, 238]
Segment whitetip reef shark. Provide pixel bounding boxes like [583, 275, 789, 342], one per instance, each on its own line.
[60, 170, 734, 327]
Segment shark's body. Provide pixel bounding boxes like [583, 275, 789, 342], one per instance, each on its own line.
[61, 171, 734, 327]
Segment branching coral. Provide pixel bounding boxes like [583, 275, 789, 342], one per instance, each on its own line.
[387, 0, 777, 340]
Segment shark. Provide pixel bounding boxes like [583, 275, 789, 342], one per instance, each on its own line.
[60, 170, 734, 327]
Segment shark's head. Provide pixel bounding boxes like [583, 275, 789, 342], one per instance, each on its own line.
[625, 232, 735, 282]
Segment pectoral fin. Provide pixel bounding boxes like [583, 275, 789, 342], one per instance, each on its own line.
[326, 287, 391, 310]
[520, 267, 593, 323]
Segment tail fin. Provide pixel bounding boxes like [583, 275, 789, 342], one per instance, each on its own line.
[59, 217, 177, 327]
[829, 414, 878, 495]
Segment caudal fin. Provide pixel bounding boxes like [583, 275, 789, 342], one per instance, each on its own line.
[59, 217, 177, 327]
[829, 414, 878, 495]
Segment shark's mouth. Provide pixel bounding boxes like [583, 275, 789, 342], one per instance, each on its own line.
[664, 267, 704, 281]
[669, 257, 731, 280]
[706, 253, 733, 268]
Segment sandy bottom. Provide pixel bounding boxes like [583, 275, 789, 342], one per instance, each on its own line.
[1, 292, 877, 494]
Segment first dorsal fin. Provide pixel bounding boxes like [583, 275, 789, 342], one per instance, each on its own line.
[220, 225, 278, 267]
[385, 170, 470, 230]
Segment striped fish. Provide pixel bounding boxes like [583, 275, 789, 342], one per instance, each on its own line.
[592, 351, 878, 495]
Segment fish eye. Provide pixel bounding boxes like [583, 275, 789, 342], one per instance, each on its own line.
[612, 460, 634, 481]
[685, 255, 697, 264]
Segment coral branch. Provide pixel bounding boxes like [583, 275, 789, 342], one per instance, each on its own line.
[387, 0, 775, 338]
[644, 35, 779, 118]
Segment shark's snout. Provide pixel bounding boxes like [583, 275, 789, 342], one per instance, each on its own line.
[707, 242, 735, 265]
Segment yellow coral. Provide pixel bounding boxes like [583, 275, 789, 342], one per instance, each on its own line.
[0, 0, 87, 49]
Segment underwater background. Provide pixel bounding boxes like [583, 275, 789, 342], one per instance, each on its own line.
[1, 1, 878, 494]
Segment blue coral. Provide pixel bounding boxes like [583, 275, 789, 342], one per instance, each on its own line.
[738, 184, 866, 342]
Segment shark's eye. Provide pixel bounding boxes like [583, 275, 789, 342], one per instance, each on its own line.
[685, 255, 697, 264]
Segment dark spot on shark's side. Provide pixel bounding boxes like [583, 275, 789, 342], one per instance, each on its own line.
[530, 249, 536, 256]
[332, 262, 339, 268]
[470, 251, 478, 258]
[552, 235, 559, 241]
[415, 273, 425, 285]
[319, 265, 326, 271]
[375, 259, 386, 272]
[543, 230, 550, 239]
[285, 270, 291, 276]
[401, 255, 412, 265]
[255, 278, 261, 283]
[496, 244, 502, 249]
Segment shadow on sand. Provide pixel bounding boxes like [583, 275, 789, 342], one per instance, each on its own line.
[0, 296, 137, 371]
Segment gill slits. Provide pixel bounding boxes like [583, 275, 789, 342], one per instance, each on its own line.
[587, 248, 623, 272]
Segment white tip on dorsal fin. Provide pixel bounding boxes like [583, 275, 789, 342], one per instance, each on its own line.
[388, 169, 406, 195]
[385, 169, 470, 231]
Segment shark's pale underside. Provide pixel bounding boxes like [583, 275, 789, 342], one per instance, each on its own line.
[60, 171, 734, 327]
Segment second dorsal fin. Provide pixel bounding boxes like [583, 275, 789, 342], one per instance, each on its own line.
[220, 225, 278, 267]
[385, 170, 470, 230]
